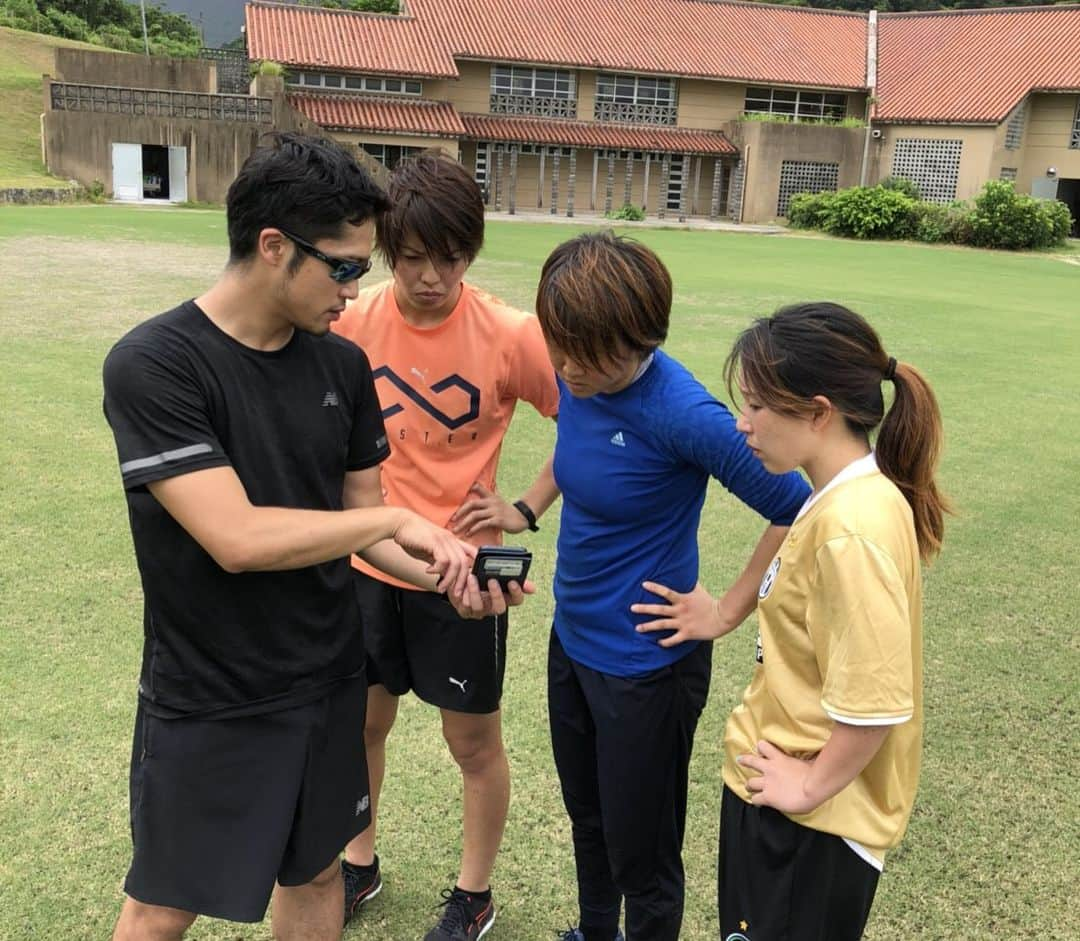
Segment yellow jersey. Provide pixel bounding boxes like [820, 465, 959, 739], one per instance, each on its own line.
[723, 454, 923, 867]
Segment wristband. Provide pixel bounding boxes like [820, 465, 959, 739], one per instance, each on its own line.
[513, 499, 539, 532]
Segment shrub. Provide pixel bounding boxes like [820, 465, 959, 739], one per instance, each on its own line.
[909, 201, 973, 244]
[822, 186, 917, 240]
[256, 60, 286, 77]
[880, 175, 922, 200]
[82, 180, 107, 203]
[605, 203, 646, 222]
[968, 180, 1069, 250]
[786, 191, 836, 229]
[1039, 198, 1074, 246]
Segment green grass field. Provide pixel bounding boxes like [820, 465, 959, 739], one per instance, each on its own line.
[1, 206, 1077, 940]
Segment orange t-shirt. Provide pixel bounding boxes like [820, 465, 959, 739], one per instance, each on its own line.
[332, 280, 559, 588]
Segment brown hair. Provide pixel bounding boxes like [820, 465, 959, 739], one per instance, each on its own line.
[376, 152, 484, 268]
[535, 231, 670, 371]
[724, 302, 949, 560]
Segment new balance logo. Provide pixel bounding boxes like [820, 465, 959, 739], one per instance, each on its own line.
[322, 391, 339, 407]
[356, 794, 370, 816]
[449, 676, 469, 693]
[610, 431, 626, 447]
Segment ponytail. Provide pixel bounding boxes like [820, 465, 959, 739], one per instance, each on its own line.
[876, 362, 950, 561]
[727, 302, 950, 562]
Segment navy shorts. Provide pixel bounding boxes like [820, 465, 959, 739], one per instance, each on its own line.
[124, 677, 370, 922]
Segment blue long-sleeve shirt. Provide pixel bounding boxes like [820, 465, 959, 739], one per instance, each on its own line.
[552, 349, 810, 676]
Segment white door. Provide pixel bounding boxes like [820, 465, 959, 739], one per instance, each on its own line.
[1031, 179, 1059, 200]
[168, 146, 188, 203]
[112, 143, 142, 201]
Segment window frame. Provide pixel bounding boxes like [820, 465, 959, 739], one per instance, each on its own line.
[490, 65, 576, 100]
[744, 86, 848, 123]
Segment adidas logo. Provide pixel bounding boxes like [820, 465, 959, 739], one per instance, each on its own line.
[322, 391, 339, 407]
[610, 431, 626, 447]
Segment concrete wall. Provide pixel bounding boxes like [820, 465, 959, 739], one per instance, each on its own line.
[53, 48, 215, 93]
[1018, 93, 1080, 194]
[726, 120, 866, 222]
[678, 78, 744, 128]
[872, 124, 998, 202]
[44, 81, 319, 203]
[431, 60, 493, 114]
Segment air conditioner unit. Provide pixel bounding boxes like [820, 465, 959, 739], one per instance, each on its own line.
[871, 128, 884, 139]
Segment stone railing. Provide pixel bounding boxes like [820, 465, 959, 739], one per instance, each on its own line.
[593, 100, 677, 126]
[489, 94, 577, 119]
[49, 82, 272, 124]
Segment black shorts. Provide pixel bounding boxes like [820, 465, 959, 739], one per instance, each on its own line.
[718, 784, 880, 941]
[354, 569, 508, 714]
[124, 677, 370, 923]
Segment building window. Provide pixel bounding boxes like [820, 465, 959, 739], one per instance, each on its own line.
[1004, 101, 1027, 150]
[891, 138, 963, 204]
[289, 72, 421, 95]
[491, 65, 575, 99]
[777, 160, 840, 216]
[1072, 99, 1080, 149]
[594, 73, 677, 125]
[490, 143, 573, 156]
[490, 65, 576, 118]
[744, 86, 847, 122]
[362, 143, 422, 169]
[999, 167, 1018, 182]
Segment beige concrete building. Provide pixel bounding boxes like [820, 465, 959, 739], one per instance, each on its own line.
[242, 0, 1079, 230]
[42, 0, 1080, 230]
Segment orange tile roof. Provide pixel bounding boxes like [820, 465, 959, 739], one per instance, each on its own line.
[247, 0, 868, 90]
[246, 2, 458, 78]
[288, 93, 465, 137]
[460, 112, 736, 155]
[876, 7, 1080, 123]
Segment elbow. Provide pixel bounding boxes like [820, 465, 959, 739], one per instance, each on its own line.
[210, 535, 268, 574]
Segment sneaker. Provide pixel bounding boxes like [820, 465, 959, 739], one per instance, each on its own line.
[555, 929, 625, 941]
[342, 855, 383, 924]
[423, 887, 496, 941]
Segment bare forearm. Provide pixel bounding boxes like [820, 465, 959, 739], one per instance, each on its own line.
[359, 538, 441, 591]
[221, 504, 406, 572]
[518, 454, 560, 519]
[804, 723, 891, 808]
[716, 524, 788, 629]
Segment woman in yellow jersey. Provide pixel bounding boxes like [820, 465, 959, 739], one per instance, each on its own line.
[631, 302, 948, 941]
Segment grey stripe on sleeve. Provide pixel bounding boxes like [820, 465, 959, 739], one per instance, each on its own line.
[120, 443, 214, 475]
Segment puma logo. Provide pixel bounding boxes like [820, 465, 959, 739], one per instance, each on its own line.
[448, 676, 468, 693]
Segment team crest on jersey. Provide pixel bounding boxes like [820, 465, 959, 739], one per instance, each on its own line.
[758, 557, 780, 599]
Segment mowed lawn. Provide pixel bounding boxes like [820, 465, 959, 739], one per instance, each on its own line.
[1, 206, 1077, 940]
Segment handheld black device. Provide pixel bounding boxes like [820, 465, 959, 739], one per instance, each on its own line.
[471, 545, 532, 591]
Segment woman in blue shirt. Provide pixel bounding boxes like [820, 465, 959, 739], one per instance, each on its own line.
[453, 232, 809, 941]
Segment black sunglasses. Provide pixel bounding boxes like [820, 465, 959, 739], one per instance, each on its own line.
[278, 229, 373, 283]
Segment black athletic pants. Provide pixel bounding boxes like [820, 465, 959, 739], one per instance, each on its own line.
[548, 630, 712, 941]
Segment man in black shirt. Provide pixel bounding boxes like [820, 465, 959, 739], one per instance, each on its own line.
[103, 134, 518, 941]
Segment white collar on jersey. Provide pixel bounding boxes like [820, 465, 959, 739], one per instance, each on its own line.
[629, 352, 655, 385]
[794, 451, 879, 522]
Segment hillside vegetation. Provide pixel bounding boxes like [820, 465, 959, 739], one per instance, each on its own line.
[0, 26, 111, 188]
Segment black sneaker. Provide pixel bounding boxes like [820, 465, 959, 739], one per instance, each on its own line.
[342, 855, 382, 924]
[423, 887, 496, 941]
[555, 929, 625, 941]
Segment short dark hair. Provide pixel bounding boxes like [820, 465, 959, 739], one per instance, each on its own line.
[376, 152, 484, 268]
[535, 231, 670, 370]
[226, 132, 390, 265]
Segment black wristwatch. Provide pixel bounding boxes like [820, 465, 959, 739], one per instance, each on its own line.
[513, 499, 539, 532]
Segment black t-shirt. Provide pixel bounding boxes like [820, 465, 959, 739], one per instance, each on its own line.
[103, 301, 389, 718]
